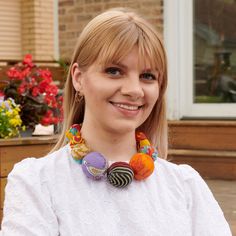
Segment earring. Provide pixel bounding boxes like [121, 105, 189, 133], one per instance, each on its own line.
[75, 91, 84, 103]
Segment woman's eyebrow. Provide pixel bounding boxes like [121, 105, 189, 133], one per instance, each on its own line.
[108, 62, 159, 74]
[110, 62, 127, 69]
[142, 68, 159, 74]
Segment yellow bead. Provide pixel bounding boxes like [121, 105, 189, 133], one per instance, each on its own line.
[139, 139, 151, 148]
[71, 143, 90, 160]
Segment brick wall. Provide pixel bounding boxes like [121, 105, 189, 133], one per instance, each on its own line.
[21, 0, 55, 61]
[58, 0, 164, 61]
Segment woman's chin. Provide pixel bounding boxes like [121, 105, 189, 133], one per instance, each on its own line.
[105, 120, 139, 134]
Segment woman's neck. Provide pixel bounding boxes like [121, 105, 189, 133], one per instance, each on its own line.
[80, 122, 137, 162]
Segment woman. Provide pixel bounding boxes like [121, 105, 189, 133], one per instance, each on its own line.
[0, 8, 232, 236]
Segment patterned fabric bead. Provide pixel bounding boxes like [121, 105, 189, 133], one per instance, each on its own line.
[82, 152, 108, 180]
[66, 124, 82, 143]
[139, 145, 158, 161]
[136, 132, 151, 149]
[135, 132, 147, 141]
[129, 153, 154, 180]
[151, 148, 158, 161]
[107, 162, 134, 188]
[71, 143, 90, 160]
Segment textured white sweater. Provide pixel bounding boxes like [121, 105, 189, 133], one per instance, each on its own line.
[0, 144, 232, 236]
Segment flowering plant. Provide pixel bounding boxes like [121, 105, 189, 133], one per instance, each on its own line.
[0, 97, 24, 138]
[3, 55, 63, 129]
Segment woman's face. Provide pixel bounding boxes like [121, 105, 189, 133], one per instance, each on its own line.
[72, 46, 159, 134]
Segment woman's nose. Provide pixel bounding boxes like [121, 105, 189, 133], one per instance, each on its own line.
[120, 75, 144, 100]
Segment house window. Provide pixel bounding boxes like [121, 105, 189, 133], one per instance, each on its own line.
[194, 0, 236, 104]
[164, 0, 236, 119]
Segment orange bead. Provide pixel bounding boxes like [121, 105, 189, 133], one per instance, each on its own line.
[129, 153, 154, 180]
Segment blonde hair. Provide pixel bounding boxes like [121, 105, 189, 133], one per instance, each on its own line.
[52, 8, 168, 159]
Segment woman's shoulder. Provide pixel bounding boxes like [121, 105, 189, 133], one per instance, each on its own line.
[156, 157, 200, 181]
[155, 160, 232, 235]
[155, 157, 219, 206]
[8, 144, 70, 181]
[154, 157, 208, 195]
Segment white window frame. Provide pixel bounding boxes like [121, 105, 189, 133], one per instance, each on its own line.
[164, 0, 236, 120]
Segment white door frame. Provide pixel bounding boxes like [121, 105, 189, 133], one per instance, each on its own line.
[164, 0, 236, 120]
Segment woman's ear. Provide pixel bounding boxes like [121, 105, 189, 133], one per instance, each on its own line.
[71, 63, 83, 92]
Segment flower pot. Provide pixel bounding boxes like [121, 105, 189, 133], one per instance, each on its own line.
[20, 128, 34, 137]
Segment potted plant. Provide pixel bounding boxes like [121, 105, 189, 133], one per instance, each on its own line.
[3, 55, 63, 133]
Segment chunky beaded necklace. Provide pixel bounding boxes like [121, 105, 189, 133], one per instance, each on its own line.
[66, 124, 158, 188]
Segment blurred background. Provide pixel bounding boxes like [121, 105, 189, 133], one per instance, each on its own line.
[0, 0, 235, 233]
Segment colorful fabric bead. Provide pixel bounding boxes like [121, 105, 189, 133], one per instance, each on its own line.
[139, 145, 158, 161]
[71, 143, 90, 160]
[136, 132, 151, 149]
[66, 124, 84, 145]
[82, 152, 108, 180]
[107, 162, 134, 188]
[129, 153, 155, 180]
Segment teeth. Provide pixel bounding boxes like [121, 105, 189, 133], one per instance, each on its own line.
[113, 103, 139, 111]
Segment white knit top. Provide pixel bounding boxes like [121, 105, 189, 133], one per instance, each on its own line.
[0, 144, 232, 236]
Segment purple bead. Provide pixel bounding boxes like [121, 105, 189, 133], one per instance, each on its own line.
[82, 152, 108, 180]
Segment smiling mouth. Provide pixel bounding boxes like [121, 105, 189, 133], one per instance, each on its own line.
[109, 102, 143, 111]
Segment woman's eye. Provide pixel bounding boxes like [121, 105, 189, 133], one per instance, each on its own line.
[140, 73, 156, 81]
[104, 67, 122, 76]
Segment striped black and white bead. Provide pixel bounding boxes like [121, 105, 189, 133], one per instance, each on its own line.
[107, 162, 134, 188]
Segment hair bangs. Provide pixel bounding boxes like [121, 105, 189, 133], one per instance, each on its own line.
[96, 23, 139, 67]
[136, 29, 166, 84]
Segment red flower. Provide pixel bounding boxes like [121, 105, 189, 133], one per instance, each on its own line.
[45, 110, 53, 118]
[41, 117, 51, 126]
[38, 80, 49, 93]
[30, 77, 36, 85]
[45, 84, 58, 96]
[23, 54, 34, 67]
[7, 67, 22, 80]
[21, 67, 31, 78]
[32, 87, 40, 97]
[18, 85, 25, 95]
[41, 109, 57, 125]
[58, 96, 63, 102]
[39, 69, 52, 82]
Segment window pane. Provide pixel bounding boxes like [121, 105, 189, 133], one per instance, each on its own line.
[194, 0, 236, 103]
